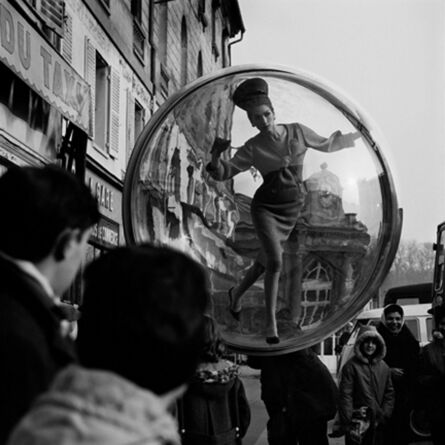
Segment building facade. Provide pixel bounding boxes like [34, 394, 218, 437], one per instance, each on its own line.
[0, 0, 244, 301]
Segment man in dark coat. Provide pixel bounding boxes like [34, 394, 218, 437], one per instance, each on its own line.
[0, 165, 99, 443]
[248, 348, 338, 445]
[417, 305, 445, 445]
[377, 304, 420, 445]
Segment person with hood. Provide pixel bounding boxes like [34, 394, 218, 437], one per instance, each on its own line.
[207, 77, 360, 344]
[178, 314, 251, 445]
[7, 245, 209, 445]
[417, 305, 445, 445]
[247, 348, 338, 445]
[339, 327, 394, 445]
[376, 304, 419, 445]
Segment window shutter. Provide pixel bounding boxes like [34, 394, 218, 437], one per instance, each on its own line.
[62, 13, 72, 63]
[109, 69, 120, 158]
[126, 89, 135, 164]
[84, 37, 95, 138]
[40, 0, 65, 37]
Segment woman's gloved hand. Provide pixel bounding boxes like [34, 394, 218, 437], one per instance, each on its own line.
[211, 137, 231, 156]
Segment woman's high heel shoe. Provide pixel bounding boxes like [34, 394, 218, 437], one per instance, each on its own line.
[266, 335, 280, 344]
[265, 324, 280, 344]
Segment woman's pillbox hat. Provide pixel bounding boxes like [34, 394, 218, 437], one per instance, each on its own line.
[232, 77, 272, 110]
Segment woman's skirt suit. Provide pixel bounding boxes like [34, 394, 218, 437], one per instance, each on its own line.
[207, 123, 356, 271]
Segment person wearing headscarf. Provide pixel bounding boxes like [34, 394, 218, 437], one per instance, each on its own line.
[339, 328, 394, 445]
[376, 304, 420, 445]
[207, 77, 360, 343]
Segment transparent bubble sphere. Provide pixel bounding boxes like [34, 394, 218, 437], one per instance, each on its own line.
[123, 65, 401, 355]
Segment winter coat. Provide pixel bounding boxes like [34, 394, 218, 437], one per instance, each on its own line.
[248, 348, 338, 423]
[0, 256, 77, 444]
[178, 360, 250, 445]
[417, 337, 445, 423]
[339, 329, 394, 429]
[7, 365, 181, 445]
[376, 321, 419, 405]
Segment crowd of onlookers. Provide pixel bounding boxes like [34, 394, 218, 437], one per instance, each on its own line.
[0, 165, 444, 445]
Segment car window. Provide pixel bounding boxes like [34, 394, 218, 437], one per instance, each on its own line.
[404, 318, 419, 340]
[426, 318, 433, 342]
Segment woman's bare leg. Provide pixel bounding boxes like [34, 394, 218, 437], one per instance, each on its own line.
[250, 207, 284, 343]
[230, 260, 265, 312]
[264, 268, 280, 341]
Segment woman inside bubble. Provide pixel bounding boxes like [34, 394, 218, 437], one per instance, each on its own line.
[206, 77, 360, 344]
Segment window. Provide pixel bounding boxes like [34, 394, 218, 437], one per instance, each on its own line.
[134, 100, 144, 140]
[211, 3, 219, 59]
[0, 63, 61, 158]
[221, 29, 228, 67]
[300, 258, 333, 327]
[84, 38, 119, 157]
[22, 0, 65, 52]
[180, 17, 188, 86]
[133, 20, 145, 62]
[94, 52, 110, 151]
[131, 0, 142, 23]
[126, 93, 145, 165]
[426, 317, 433, 341]
[158, 2, 168, 65]
[197, 51, 203, 78]
[404, 319, 419, 341]
[198, 0, 208, 28]
[131, 0, 145, 61]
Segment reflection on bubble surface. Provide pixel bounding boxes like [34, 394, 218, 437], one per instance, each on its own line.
[123, 65, 401, 355]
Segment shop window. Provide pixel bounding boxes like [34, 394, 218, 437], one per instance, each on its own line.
[94, 52, 110, 152]
[11, 78, 30, 122]
[0, 64, 51, 134]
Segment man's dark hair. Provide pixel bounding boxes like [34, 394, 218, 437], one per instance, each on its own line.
[77, 244, 209, 394]
[383, 303, 404, 318]
[0, 165, 99, 262]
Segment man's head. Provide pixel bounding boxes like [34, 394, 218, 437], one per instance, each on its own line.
[77, 244, 209, 396]
[433, 305, 445, 337]
[382, 303, 404, 335]
[0, 165, 99, 294]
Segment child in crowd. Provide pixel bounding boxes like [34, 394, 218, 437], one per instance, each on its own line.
[338, 328, 394, 445]
[178, 314, 251, 445]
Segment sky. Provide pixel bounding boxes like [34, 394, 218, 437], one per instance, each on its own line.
[231, 0, 445, 243]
